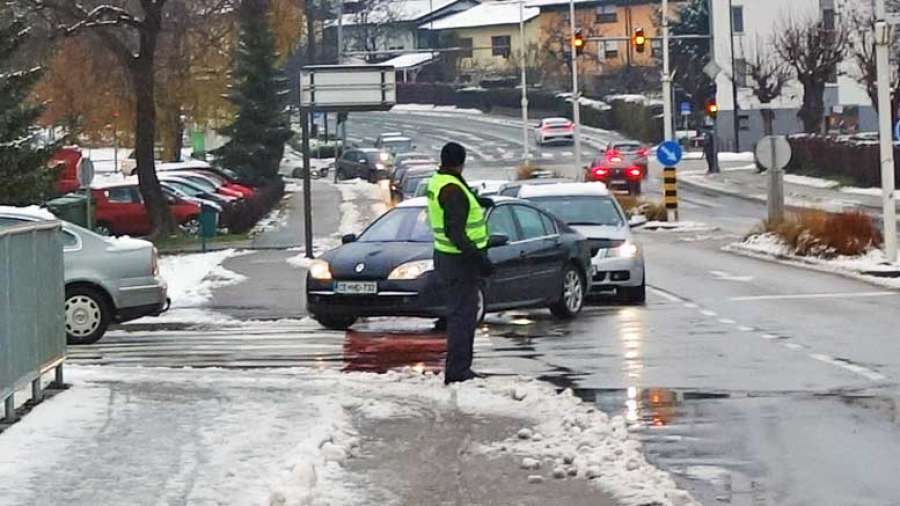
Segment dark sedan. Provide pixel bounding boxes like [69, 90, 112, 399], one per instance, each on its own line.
[586, 141, 650, 195]
[306, 197, 592, 330]
[335, 147, 392, 182]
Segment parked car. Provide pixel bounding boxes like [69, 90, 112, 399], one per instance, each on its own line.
[519, 182, 646, 304]
[91, 184, 201, 237]
[496, 178, 570, 197]
[535, 118, 575, 145]
[335, 148, 391, 182]
[165, 172, 244, 199]
[0, 206, 169, 344]
[157, 164, 255, 197]
[158, 176, 237, 205]
[377, 136, 415, 155]
[393, 152, 435, 168]
[396, 166, 437, 201]
[375, 132, 403, 146]
[50, 146, 92, 194]
[305, 197, 591, 329]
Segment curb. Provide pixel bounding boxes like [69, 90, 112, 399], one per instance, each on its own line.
[722, 243, 900, 290]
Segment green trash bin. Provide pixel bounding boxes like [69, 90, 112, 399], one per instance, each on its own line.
[46, 193, 93, 228]
[198, 204, 218, 251]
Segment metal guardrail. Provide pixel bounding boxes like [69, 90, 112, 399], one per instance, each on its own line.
[0, 221, 66, 423]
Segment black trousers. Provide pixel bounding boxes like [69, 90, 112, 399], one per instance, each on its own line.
[434, 251, 479, 382]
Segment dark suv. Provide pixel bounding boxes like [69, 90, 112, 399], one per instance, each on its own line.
[335, 148, 391, 182]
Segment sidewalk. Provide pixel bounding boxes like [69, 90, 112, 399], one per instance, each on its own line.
[0, 366, 695, 506]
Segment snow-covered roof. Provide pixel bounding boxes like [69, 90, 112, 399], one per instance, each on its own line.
[380, 52, 439, 69]
[422, 1, 539, 30]
[336, 0, 461, 26]
[526, 0, 602, 8]
[519, 182, 610, 198]
[0, 205, 56, 221]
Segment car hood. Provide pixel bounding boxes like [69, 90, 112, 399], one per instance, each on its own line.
[569, 224, 630, 241]
[322, 241, 432, 280]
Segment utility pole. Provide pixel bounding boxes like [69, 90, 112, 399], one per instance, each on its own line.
[337, 0, 344, 63]
[520, 1, 530, 162]
[569, 0, 583, 180]
[662, 0, 673, 143]
[728, 0, 740, 151]
[875, 0, 898, 263]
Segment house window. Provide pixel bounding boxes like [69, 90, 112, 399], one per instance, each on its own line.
[734, 58, 748, 87]
[459, 37, 473, 58]
[596, 5, 617, 24]
[492, 35, 511, 58]
[603, 40, 619, 60]
[731, 6, 744, 33]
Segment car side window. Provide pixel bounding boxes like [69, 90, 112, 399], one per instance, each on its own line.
[62, 230, 79, 248]
[487, 205, 520, 242]
[512, 205, 547, 240]
[540, 212, 557, 235]
[342, 150, 357, 161]
[107, 187, 136, 203]
[500, 186, 519, 197]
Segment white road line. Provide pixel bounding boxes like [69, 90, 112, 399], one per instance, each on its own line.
[562, 151, 574, 157]
[700, 309, 718, 317]
[729, 291, 897, 302]
[809, 353, 887, 381]
[541, 152, 554, 159]
[709, 270, 754, 282]
[737, 325, 755, 332]
[760, 333, 780, 340]
[683, 302, 699, 309]
[718, 318, 737, 325]
[647, 287, 683, 303]
[783, 343, 804, 350]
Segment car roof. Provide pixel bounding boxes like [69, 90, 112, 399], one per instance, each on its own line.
[501, 178, 569, 188]
[542, 117, 571, 124]
[379, 131, 403, 138]
[357, 147, 382, 153]
[382, 136, 412, 142]
[396, 195, 518, 208]
[519, 182, 610, 198]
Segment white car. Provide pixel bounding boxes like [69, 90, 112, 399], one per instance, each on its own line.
[519, 182, 646, 304]
[535, 118, 575, 145]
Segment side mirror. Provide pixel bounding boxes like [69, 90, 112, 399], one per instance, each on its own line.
[629, 215, 648, 228]
[341, 233, 357, 244]
[487, 234, 509, 248]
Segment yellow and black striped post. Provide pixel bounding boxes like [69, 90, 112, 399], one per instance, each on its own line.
[663, 167, 678, 222]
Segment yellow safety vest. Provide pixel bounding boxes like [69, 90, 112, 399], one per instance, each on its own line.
[426, 173, 489, 254]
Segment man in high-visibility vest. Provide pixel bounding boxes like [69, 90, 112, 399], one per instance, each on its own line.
[426, 142, 494, 384]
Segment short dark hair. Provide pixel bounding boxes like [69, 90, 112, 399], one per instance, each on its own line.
[441, 142, 466, 168]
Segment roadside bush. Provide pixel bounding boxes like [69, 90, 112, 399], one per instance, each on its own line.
[758, 209, 881, 258]
[785, 135, 900, 188]
[614, 195, 668, 221]
[226, 178, 286, 234]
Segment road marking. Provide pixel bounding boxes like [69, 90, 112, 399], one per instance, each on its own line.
[541, 153, 554, 159]
[647, 286, 684, 303]
[760, 333, 780, 340]
[737, 325, 755, 332]
[562, 151, 574, 157]
[709, 270, 754, 282]
[683, 302, 699, 309]
[809, 353, 886, 382]
[700, 309, 718, 317]
[783, 343, 804, 350]
[718, 318, 737, 325]
[729, 291, 897, 302]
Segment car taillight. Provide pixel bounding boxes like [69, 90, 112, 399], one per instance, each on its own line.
[151, 246, 160, 277]
[626, 166, 642, 179]
[591, 167, 609, 178]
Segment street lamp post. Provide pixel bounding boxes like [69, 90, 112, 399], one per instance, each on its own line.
[875, 0, 898, 263]
[662, 0, 673, 144]
[520, 1, 530, 162]
[569, 0, 583, 180]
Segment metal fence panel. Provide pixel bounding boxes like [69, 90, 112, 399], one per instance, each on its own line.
[0, 222, 65, 403]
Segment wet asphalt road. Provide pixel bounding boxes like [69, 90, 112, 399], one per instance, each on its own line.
[76, 110, 900, 505]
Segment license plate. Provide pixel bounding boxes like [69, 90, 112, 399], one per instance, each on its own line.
[334, 281, 377, 295]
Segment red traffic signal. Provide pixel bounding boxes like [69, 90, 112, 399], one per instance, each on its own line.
[573, 29, 585, 56]
[633, 28, 647, 53]
[705, 99, 719, 119]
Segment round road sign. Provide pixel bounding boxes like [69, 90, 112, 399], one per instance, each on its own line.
[656, 140, 683, 167]
[754, 135, 792, 170]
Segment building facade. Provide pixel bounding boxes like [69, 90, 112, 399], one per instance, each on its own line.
[711, 0, 875, 151]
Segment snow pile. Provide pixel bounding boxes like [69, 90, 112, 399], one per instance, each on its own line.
[783, 174, 840, 189]
[0, 205, 56, 220]
[159, 249, 247, 308]
[250, 207, 286, 237]
[841, 186, 900, 198]
[727, 233, 900, 289]
[641, 221, 718, 233]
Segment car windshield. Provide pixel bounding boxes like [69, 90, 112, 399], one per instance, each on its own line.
[358, 207, 432, 243]
[529, 196, 624, 227]
[164, 180, 204, 197]
[404, 174, 432, 194]
[612, 143, 642, 153]
[383, 139, 413, 152]
[182, 176, 217, 191]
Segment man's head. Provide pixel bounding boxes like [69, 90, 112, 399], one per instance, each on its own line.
[441, 142, 467, 174]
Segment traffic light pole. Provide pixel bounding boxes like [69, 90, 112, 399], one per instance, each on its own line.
[520, 1, 530, 163]
[875, 0, 898, 263]
[662, 0, 676, 222]
[569, 0, 583, 181]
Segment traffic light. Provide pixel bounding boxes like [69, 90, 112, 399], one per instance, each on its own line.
[632, 28, 646, 53]
[573, 29, 585, 56]
[705, 99, 719, 119]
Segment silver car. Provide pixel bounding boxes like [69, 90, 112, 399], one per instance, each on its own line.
[0, 206, 168, 344]
[519, 182, 647, 304]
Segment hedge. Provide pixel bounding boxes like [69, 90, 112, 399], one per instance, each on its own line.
[396, 83, 663, 144]
[785, 135, 900, 188]
[226, 178, 286, 234]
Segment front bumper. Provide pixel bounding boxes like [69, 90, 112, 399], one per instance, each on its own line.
[589, 255, 644, 292]
[306, 275, 446, 318]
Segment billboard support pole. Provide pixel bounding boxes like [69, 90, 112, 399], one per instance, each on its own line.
[302, 108, 314, 259]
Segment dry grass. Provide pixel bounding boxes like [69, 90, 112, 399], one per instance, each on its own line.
[516, 162, 541, 180]
[758, 209, 882, 258]
[615, 196, 668, 222]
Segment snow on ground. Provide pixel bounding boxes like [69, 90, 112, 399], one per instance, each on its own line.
[641, 221, 718, 233]
[682, 152, 754, 162]
[726, 233, 900, 289]
[0, 366, 696, 506]
[841, 186, 900, 199]
[250, 207, 287, 236]
[783, 174, 841, 189]
[391, 104, 484, 115]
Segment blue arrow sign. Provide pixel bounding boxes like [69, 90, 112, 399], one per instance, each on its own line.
[656, 140, 684, 166]
[680, 101, 692, 116]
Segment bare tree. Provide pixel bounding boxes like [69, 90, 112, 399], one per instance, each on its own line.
[850, 7, 900, 119]
[745, 44, 791, 135]
[347, 0, 400, 56]
[775, 16, 849, 133]
[18, 0, 178, 237]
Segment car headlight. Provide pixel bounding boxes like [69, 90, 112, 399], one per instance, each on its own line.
[388, 260, 434, 280]
[309, 259, 333, 280]
[611, 241, 639, 258]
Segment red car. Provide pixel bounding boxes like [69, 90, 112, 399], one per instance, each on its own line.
[92, 184, 200, 237]
[586, 141, 650, 195]
[50, 147, 88, 194]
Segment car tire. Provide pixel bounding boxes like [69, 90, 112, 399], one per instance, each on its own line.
[313, 314, 357, 330]
[94, 222, 113, 236]
[618, 277, 647, 305]
[65, 285, 111, 345]
[550, 264, 585, 319]
[476, 286, 486, 324]
[180, 216, 201, 235]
